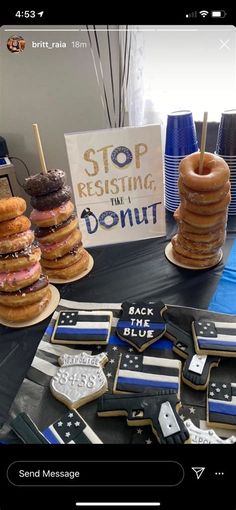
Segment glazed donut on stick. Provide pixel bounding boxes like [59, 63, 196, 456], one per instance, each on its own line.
[178, 177, 230, 205]
[0, 216, 31, 238]
[174, 207, 226, 234]
[30, 185, 72, 211]
[179, 152, 230, 191]
[39, 228, 82, 260]
[0, 245, 41, 272]
[172, 247, 222, 269]
[41, 243, 83, 269]
[177, 233, 225, 254]
[0, 275, 49, 307]
[35, 214, 78, 244]
[179, 220, 226, 235]
[179, 225, 225, 243]
[23, 169, 65, 197]
[43, 249, 90, 279]
[180, 191, 230, 215]
[0, 286, 51, 323]
[0, 197, 26, 222]
[0, 261, 41, 292]
[178, 206, 227, 229]
[172, 234, 220, 260]
[30, 200, 74, 227]
[0, 230, 34, 255]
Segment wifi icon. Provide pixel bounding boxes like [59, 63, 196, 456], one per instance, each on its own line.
[199, 10, 209, 17]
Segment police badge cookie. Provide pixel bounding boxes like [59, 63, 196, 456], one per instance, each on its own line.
[50, 352, 108, 409]
[116, 302, 166, 352]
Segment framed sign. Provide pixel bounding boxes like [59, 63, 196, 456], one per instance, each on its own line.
[65, 125, 165, 247]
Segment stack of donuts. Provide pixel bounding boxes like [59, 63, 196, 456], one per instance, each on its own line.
[172, 152, 230, 268]
[23, 169, 90, 280]
[0, 196, 51, 322]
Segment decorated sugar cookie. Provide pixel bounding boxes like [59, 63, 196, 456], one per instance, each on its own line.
[51, 310, 113, 345]
[50, 352, 108, 409]
[192, 318, 236, 357]
[184, 419, 236, 444]
[162, 309, 220, 390]
[42, 410, 103, 444]
[97, 391, 190, 444]
[113, 353, 181, 398]
[116, 302, 166, 352]
[207, 380, 236, 429]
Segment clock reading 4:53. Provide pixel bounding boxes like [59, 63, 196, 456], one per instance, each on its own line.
[15, 11, 44, 18]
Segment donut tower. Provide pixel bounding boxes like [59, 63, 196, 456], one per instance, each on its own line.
[171, 151, 231, 268]
[0, 196, 51, 323]
[24, 124, 90, 280]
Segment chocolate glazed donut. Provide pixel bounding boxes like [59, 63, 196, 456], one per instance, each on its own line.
[24, 169, 66, 197]
[30, 185, 72, 211]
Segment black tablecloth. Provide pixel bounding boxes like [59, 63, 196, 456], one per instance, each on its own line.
[1, 211, 236, 440]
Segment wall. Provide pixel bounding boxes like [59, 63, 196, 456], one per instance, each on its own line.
[0, 25, 120, 202]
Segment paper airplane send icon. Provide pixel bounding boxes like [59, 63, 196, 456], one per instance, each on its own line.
[192, 467, 206, 480]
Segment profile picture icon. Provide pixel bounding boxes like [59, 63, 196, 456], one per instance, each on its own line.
[7, 35, 26, 53]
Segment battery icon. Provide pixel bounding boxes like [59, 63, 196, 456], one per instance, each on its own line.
[211, 10, 227, 18]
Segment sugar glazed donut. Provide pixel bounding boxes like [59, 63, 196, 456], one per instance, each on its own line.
[0, 216, 31, 238]
[171, 152, 230, 269]
[0, 197, 26, 222]
[0, 230, 34, 255]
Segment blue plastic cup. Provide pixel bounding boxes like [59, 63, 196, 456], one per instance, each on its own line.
[216, 110, 236, 156]
[165, 110, 198, 156]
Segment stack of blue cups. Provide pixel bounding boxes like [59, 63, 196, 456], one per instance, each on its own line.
[215, 110, 236, 215]
[165, 110, 199, 212]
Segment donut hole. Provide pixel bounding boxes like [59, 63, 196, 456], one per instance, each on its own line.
[194, 166, 211, 176]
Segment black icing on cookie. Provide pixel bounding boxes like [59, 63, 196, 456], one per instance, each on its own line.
[97, 391, 190, 444]
[207, 379, 236, 429]
[116, 302, 166, 352]
[192, 318, 236, 357]
[24, 169, 66, 197]
[30, 185, 71, 211]
[162, 309, 220, 391]
[11, 413, 49, 444]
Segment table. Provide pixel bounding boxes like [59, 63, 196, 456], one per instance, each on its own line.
[1, 211, 236, 443]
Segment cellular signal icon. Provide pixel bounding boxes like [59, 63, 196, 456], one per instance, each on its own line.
[186, 11, 197, 18]
[199, 10, 209, 17]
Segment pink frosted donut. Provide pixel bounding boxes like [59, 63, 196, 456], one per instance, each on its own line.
[0, 230, 34, 255]
[30, 200, 74, 227]
[0, 262, 41, 292]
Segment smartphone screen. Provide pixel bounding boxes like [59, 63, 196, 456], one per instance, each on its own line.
[0, 7, 236, 510]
